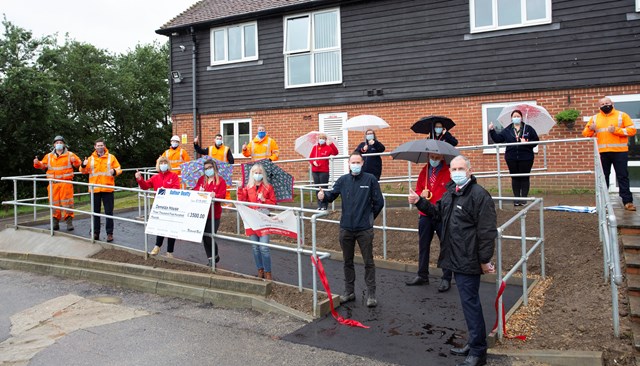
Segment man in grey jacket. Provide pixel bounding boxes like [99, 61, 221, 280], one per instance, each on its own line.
[318, 152, 384, 307]
[409, 155, 496, 366]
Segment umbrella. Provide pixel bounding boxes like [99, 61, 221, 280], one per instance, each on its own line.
[343, 115, 390, 131]
[180, 157, 233, 189]
[294, 131, 338, 158]
[410, 115, 456, 135]
[390, 139, 460, 164]
[241, 159, 294, 202]
[496, 103, 555, 135]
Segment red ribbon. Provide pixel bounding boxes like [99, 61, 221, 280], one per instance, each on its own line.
[311, 256, 369, 329]
[491, 280, 526, 341]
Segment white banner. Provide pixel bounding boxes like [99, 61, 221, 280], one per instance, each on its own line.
[145, 188, 212, 243]
[236, 204, 298, 239]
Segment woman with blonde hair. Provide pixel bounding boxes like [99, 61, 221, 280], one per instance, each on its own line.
[135, 156, 180, 257]
[237, 164, 276, 280]
[193, 159, 227, 266]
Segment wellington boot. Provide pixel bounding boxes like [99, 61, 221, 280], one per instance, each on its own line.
[52, 218, 60, 231]
[65, 217, 74, 231]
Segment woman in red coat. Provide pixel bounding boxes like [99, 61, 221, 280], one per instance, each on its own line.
[237, 164, 276, 280]
[135, 156, 181, 257]
[309, 133, 339, 210]
[193, 159, 228, 266]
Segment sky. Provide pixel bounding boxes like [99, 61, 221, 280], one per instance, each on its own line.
[2, 0, 200, 54]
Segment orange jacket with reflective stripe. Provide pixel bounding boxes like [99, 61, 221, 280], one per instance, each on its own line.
[207, 144, 230, 163]
[163, 147, 190, 171]
[79, 148, 122, 192]
[583, 109, 636, 153]
[34, 149, 81, 181]
[242, 136, 279, 161]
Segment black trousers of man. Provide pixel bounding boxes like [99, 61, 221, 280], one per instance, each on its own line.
[339, 228, 376, 295]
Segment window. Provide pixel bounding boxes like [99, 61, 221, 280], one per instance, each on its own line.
[210, 22, 258, 65]
[470, 0, 551, 33]
[482, 101, 537, 153]
[284, 8, 342, 88]
[220, 119, 251, 157]
[637, 0, 640, 12]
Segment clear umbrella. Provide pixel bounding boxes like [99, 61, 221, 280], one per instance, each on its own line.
[294, 131, 338, 158]
[343, 115, 390, 131]
[497, 103, 556, 135]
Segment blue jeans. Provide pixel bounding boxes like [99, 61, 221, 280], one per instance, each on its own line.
[250, 234, 271, 272]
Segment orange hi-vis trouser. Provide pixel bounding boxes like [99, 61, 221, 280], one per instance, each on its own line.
[48, 181, 75, 220]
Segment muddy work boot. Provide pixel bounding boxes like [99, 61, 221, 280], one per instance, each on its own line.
[65, 217, 74, 231]
[52, 218, 60, 231]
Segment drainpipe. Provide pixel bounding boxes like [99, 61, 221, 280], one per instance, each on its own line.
[190, 26, 198, 156]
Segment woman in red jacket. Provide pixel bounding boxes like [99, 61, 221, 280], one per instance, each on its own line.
[309, 133, 339, 210]
[237, 164, 276, 280]
[193, 159, 228, 266]
[135, 156, 181, 257]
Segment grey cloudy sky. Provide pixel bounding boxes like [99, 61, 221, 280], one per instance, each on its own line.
[2, 0, 199, 54]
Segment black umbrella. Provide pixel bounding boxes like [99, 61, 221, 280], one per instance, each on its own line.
[390, 139, 460, 164]
[411, 115, 456, 135]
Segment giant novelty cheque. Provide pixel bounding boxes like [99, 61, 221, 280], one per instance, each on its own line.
[145, 188, 212, 242]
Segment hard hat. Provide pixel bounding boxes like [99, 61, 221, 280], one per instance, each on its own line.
[53, 135, 65, 143]
[171, 135, 180, 142]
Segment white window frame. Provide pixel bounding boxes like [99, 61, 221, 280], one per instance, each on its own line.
[283, 8, 342, 88]
[220, 118, 252, 158]
[482, 101, 538, 154]
[210, 22, 259, 65]
[470, 0, 552, 33]
[637, 0, 640, 12]
[606, 94, 640, 193]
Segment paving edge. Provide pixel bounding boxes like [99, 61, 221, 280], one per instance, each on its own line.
[489, 349, 603, 366]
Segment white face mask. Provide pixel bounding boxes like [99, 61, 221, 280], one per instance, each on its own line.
[159, 164, 169, 172]
[215, 139, 223, 146]
[55, 143, 64, 151]
[318, 139, 326, 145]
[171, 142, 179, 148]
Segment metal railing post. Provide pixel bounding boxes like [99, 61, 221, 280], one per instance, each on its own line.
[407, 161, 413, 209]
[521, 215, 528, 306]
[33, 179, 37, 221]
[211, 204, 216, 271]
[90, 185, 95, 241]
[48, 179, 54, 235]
[495, 145, 502, 210]
[296, 210, 303, 292]
[382, 199, 388, 260]
[14, 179, 19, 227]
[539, 199, 546, 278]
[143, 191, 149, 259]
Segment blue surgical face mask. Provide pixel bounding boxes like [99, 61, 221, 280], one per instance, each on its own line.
[171, 142, 179, 148]
[159, 164, 169, 172]
[429, 159, 441, 167]
[350, 164, 362, 175]
[434, 127, 443, 135]
[257, 131, 266, 139]
[55, 143, 64, 151]
[204, 168, 214, 177]
[253, 173, 263, 182]
[451, 171, 469, 186]
[512, 117, 522, 125]
[318, 139, 326, 145]
[366, 134, 374, 141]
[215, 140, 223, 146]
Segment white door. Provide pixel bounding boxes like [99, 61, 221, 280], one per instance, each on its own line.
[319, 112, 348, 182]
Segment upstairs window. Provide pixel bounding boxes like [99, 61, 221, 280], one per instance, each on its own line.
[210, 22, 258, 65]
[470, 0, 551, 33]
[284, 8, 342, 88]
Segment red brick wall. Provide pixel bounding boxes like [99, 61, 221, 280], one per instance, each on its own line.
[172, 84, 640, 192]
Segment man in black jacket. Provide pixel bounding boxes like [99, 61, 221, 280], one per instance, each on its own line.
[409, 155, 496, 366]
[318, 152, 385, 307]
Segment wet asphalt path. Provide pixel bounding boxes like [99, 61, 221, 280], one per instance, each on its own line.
[32, 211, 521, 366]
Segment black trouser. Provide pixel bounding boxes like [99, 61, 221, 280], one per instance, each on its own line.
[312, 172, 329, 208]
[203, 218, 221, 259]
[339, 228, 376, 295]
[506, 159, 534, 199]
[418, 215, 452, 281]
[454, 272, 487, 357]
[155, 236, 176, 253]
[92, 192, 114, 235]
[601, 152, 633, 204]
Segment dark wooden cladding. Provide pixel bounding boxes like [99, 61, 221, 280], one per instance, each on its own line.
[167, 0, 640, 114]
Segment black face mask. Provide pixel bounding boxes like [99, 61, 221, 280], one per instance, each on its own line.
[600, 105, 613, 114]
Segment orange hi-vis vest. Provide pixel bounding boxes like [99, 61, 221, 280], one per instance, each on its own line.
[583, 109, 636, 153]
[207, 144, 230, 162]
[163, 147, 190, 172]
[34, 149, 81, 181]
[242, 136, 279, 161]
[80, 149, 122, 193]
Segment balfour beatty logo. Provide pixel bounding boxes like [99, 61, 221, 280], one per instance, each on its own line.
[169, 190, 191, 197]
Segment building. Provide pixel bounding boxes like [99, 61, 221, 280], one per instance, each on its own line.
[157, 0, 640, 191]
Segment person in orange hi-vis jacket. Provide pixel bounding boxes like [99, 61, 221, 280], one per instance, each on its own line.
[163, 135, 191, 173]
[33, 135, 81, 231]
[194, 134, 234, 203]
[79, 138, 122, 242]
[583, 96, 637, 211]
[241, 125, 279, 161]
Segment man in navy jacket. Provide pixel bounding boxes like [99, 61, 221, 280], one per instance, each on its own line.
[318, 152, 385, 307]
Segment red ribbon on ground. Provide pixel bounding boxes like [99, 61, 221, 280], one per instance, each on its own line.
[491, 280, 527, 341]
[311, 256, 369, 329]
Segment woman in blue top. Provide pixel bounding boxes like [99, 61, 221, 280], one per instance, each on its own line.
[488, 110, 540, 206]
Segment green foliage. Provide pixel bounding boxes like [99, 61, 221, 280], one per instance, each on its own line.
[554, 109, 580, 124]
[0, 19, 170, 202]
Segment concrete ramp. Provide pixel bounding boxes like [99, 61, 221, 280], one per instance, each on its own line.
[0, 228, 101, 258]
